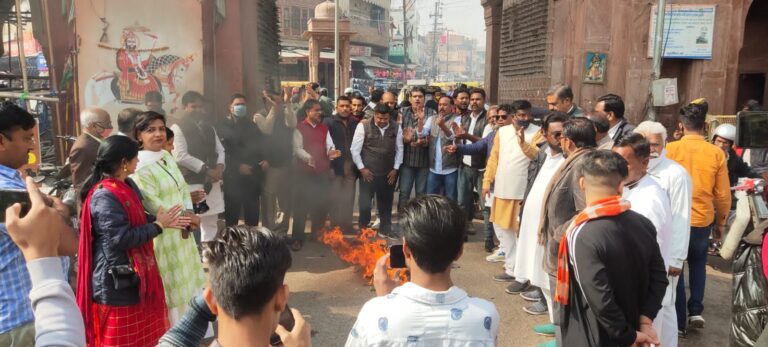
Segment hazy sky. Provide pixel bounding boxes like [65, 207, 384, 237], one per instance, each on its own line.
[410, 0, 486, 48]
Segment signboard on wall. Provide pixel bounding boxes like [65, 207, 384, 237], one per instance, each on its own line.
[76, 0, 204, 124]
[350, 45, 372, 57]
[648, 5, 716, 59]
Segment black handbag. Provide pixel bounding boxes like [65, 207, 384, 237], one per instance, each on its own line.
[107, 264, 139, 290]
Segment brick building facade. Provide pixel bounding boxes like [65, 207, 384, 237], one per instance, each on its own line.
[482, 0, 768, 126]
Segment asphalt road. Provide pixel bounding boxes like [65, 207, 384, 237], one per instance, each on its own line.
[283, 220, 732, 347]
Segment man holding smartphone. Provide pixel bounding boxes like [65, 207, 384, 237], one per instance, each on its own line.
[0, 102, 78, 345]
[346, 195, 499, 345]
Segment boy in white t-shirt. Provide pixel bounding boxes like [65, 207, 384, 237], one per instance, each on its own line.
[346, 195, 500, 346]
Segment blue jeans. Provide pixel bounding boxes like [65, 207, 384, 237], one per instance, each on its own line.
[457, 166, 483, 222]
[427, 171, 458, 201]
[398, 166, 428, 210]
[676, 225, 712, 329]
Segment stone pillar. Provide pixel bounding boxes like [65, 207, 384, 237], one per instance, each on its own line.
[308, 37, 320, 83]
[482, 0, 503, 104]
[340, 38, 351, 92]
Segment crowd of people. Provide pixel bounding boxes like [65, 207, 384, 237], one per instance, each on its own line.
[0, 81, 766, 347]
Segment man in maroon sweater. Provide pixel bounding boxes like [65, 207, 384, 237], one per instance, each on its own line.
[292, 99, 341, 251]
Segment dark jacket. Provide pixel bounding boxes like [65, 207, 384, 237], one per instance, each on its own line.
[727, 149, 759, 209]
[324, 114, 358, 177]
[215, 114, 264, 182]
[69, 133, 100, 190]
[459, 110, 489, 169]
[90, 178, 162, 306]
[540, 147, 593, 274]
[610, 119, 636, 146]
[561, 210, 668, 347]
[727, 148, 758, 187]
[177, 114, 220, 185]
[524, 143, 551, 202]
[457, 129, 495, 159]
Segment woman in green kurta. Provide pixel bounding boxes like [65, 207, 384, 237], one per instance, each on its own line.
[131, 111, 205, 320]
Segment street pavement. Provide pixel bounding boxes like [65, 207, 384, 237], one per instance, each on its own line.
[283, 220, 732, 346]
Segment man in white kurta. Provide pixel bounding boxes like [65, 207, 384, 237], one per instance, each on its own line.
[634, 121, 693, 347]
[483, 108, 540, 294]
[517, 144, 564, 316]
[614, 133, 679, 347]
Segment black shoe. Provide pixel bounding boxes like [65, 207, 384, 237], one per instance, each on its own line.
[484, 240, 495, 253]
[290, 239, 304, 252]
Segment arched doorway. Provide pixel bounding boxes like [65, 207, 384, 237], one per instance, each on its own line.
[737, 1, 768, 110]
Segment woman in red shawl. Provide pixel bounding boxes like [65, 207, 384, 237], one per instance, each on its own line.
[76, 136, 190, 346]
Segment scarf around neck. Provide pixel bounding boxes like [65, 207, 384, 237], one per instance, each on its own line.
[554, 195, 631, 305]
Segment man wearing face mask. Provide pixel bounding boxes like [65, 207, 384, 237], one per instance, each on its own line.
[633, 121, 692, 342]
[482, 101, 541, 296]
[613, 133, 679, 347]
[69, 107, 113, 191]
[511, 100, 546, 160]
[215, 93, 266, 227]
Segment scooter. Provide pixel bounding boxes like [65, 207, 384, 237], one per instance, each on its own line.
[721, 178, 768, 347]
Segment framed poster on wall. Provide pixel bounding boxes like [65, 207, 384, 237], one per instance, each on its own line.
[584, 52, 607, 84]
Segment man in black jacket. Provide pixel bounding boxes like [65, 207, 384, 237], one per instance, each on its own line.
[594, 94, 635, 146]
[324, 96, 359, 233]
[559, 150, 668, 347]
[215, 93, 266, 227]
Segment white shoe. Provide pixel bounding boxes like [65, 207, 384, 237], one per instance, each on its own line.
[688, 315, 705, 329]
[486, 250, 506, 263]
[371, 218, 381, 230]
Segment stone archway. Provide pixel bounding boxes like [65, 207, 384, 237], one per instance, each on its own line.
[736, 1, 768, 109]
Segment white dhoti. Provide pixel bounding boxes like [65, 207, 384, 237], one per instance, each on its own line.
[654, 275, 679, 347]
[190, 181, 225, 242]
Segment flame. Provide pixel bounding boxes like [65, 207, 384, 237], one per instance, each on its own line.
[318, 227, 408, 284]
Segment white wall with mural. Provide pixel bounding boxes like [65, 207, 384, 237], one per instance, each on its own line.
[76, 0, 203, 123]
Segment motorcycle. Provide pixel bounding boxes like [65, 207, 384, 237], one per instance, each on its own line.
[721, 178, 768, 346]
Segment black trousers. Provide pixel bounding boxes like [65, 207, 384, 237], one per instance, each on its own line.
[292, 173, 330, 241]
[359, 175, 395, 235]
[223, 173, 261, 227]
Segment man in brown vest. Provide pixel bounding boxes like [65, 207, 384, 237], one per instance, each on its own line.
[351, 103, 404, 239]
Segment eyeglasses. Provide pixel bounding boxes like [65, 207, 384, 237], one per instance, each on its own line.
[494, 115, 508, 120]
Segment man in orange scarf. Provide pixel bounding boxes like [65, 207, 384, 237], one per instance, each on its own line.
[557, 150, 668, 346]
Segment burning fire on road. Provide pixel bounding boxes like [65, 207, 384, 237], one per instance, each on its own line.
[318, 227, 409, 284]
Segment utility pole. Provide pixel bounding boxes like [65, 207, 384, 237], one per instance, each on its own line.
[334, 0, 340, 98]
[647, 0, 667, 121]
[429, 0, 442, 81]
[402, 0, 408, 81]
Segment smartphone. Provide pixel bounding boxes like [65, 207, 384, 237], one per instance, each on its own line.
[0, 189, 31, 221]
[389, 244, 406, 268]
[270, 305, 296, 346]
